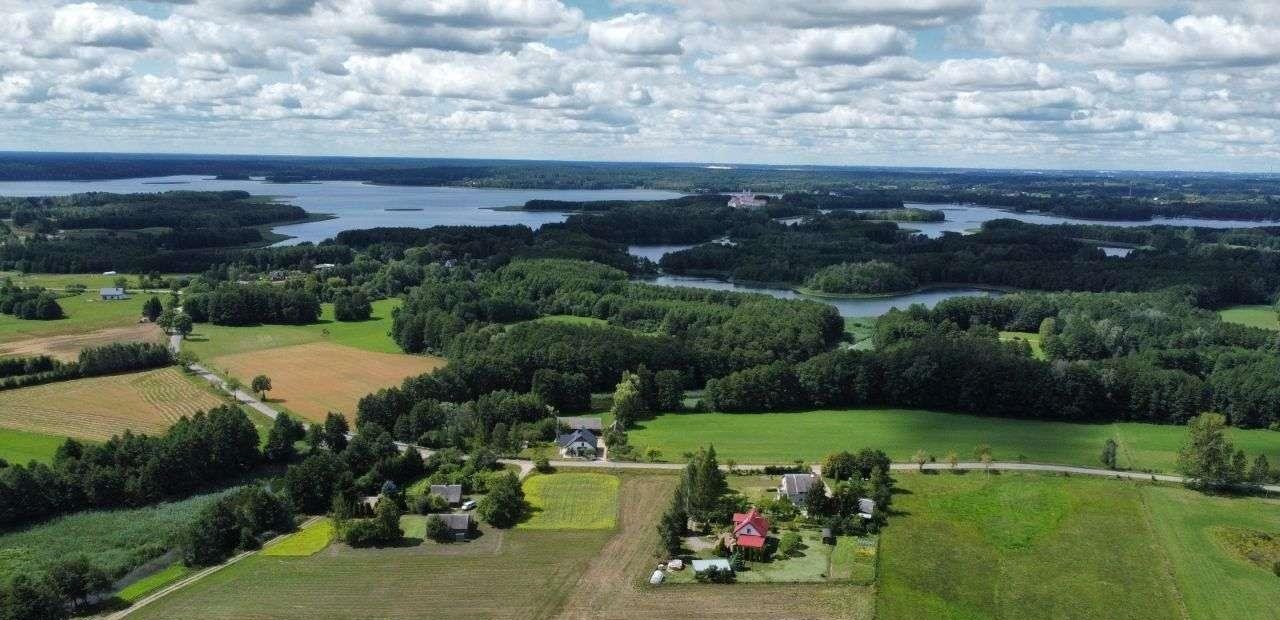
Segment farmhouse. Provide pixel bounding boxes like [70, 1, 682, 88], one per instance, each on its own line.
[430, 484, 463, 505]
[728, 507, 770, 551]
[778, 473, 819, 505]
[556, 428, 599, 458]
[438, 513, 473, 541]
[556, 416, 603, 432]
[99, 287, 128, 300]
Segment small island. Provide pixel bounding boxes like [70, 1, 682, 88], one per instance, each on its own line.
[801, 260, 918, 296]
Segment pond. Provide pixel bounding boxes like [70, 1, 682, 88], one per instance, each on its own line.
[641, 274, 999, 317]
[0, 176, 685, 245]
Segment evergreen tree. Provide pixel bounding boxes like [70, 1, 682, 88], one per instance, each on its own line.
[142, 296, 163, 322]
[1100, 438, 1118, 470]
[1249, 454, 1271, 484]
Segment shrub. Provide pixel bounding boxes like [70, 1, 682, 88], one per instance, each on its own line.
[534, 457, 553, 473]
[695, 566, 735, 583]
[778, 531, 803, 557]
[424, 515, 452, 543]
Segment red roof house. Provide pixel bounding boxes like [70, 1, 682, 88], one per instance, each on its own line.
[730, 508, 770, 549]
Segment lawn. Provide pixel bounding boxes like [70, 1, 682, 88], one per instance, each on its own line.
[532, 314, 609, 328]
[1141, 485, 1280, 620]
[878, 473, 1185, 619]
[627, 408, 1280, 473]
[735, 527, 831, 583]
[999, 330, 1045, 359]
[263, 518, 334, 557]
[206, 341, 445, 423]
[0, 366, 224, 440]
[118, 563, 191, 603]
[1219, 305, 1280, 331]
[0, 427, 68, 465]
[0, 486, 241, 582]
[521, 472, 620, 530]
[182, 298, 405, 359]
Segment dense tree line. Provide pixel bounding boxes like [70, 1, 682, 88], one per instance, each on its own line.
[1, 191, 304, 230]
[0, 405, 260, 530]
[186, 283, 321, 325]
[0, 342, 172, 390]
[180, 486, 294, 566]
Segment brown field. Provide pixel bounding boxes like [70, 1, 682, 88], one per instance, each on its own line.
[0, 324, 166, 361]
[0, 367, 223, 440]
[210, 342, 445, 423]
[556, 474, 873, 620]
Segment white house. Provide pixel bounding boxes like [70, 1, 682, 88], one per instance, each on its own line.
[99, 287, 128, 300]
[555, 429, 599, 458]
[857, 498, 876, 520]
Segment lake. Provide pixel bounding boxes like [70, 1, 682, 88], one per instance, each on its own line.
[0, 176, 684, 244]
[898, 203, 1280, 238]
[642, 274, 999, 317]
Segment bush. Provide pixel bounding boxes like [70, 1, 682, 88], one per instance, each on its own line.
[413, 493, 448, 515]
[424, 515, 452, 543]
[534, 457, 553, 473]
[695, 566, 735, 583]
[477, 472, 525, 528]
[778, 531, 803, 557]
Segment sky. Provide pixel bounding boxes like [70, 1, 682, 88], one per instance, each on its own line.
[3, 1, 1280, 172]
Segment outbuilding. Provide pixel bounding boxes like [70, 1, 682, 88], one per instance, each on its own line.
[99, 287, 128, 300]
[429, 484, 463, 505]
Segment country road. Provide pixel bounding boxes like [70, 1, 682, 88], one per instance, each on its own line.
[173, 332, 1280, 493]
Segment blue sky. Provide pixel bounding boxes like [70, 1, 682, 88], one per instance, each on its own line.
[2, 1, 1279, 172]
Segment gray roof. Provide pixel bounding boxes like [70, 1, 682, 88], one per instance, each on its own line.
[430, 484, 463, 504]
[557, 417, 603, 431]
[438, 513, 471, 530]
[556, 429, 598, 448]
[781, 473, 817, 495]
[100, 287, 125, 296]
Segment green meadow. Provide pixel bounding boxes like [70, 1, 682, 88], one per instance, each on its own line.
[879, 473, 1186, 619]
[627, 408, 1280, 472]
[182, 298, 403, 359]
[520, 472, 620, 530]
[0, 288, 149, 344]
[1219, 304, 1280, 331]
[118, 563, 191, 603]
[999, 330, 1046, 359]
[0, 427, 67, 465]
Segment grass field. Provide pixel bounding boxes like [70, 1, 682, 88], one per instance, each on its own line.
[263, 518, 334, 557]
[878, 473, 1186, 619]
[0, 486, 240, 582]
[182, 299, 404, 359]
[118, 563, 191, 603]
[627, 408, 1280, 473]
[829, 536, 877, 584]
[999, 330, 1045, 359]
[0, 367, 225, 440]
[1142, 485, 1280, 619]
[0, 427, 67, 464]
[129, 473, 872, 619]
[521, 473, 620, 530]
[1220, 305, 1280, 331]
[0, 291, 151, 345]
[532, 315, 609, 328]
[207, 341, 445, 422]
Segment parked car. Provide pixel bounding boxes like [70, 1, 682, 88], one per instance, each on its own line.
[461, 500, 476, 510]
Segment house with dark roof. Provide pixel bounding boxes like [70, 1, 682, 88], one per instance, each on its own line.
[778, 473, 818, 505]
[728, 507, 770, 552]
[556, 428, 599, 458]
[430, 484, 463, 505]
[437, 513, 473, 541]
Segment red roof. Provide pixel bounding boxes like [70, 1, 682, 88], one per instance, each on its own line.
[734, 534, 767, 549]
[731, 508, 770, 541]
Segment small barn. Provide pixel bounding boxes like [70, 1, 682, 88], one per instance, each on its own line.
[99, 287, 128, 300]
[778, 473, 818, 505]
[690, 558, 732, 574]
[438, 513, 473, 541]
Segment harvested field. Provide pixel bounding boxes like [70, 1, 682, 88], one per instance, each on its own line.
[0, 367, 223, 440]
[210, 342, 445, 422]
[0, 323, 165, 361]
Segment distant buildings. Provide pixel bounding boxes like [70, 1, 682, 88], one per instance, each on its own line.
[727, 191, 767, 209]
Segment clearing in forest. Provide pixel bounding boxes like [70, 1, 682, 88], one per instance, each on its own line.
[0, 367, 222, 440]
[209, 342, 445, 423]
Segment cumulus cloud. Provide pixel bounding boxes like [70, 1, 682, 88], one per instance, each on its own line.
[0, 0, 1279, 170]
